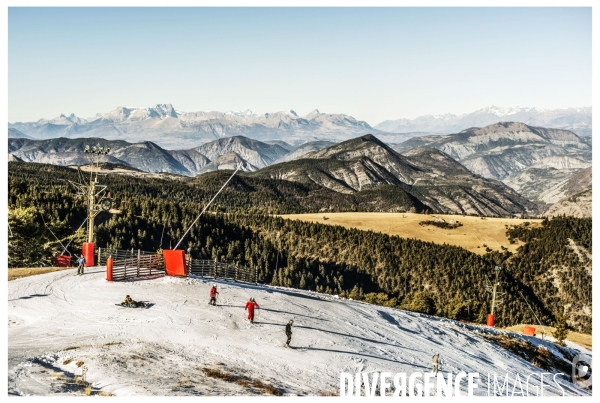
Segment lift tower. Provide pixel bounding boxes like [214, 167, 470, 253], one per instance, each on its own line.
[67, 144, 116, 265]
[484, 266, 505, 326]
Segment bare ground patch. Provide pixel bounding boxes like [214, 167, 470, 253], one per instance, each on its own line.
[201, 367, 283, 395]
[9, 267, 72, 281]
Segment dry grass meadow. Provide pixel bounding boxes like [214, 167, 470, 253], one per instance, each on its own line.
[279, 212, 542, 255]
[504, 324, 592, 350]
[8, 267, 72, 281]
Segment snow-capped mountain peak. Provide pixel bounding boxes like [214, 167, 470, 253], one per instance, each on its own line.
[304, 109, 321, 120]
[10, 104, 378, 147]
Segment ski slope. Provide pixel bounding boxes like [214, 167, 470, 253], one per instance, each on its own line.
[7, 267, 591, 396]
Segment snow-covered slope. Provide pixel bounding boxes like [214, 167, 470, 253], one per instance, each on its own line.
[8, 269, 589, 396]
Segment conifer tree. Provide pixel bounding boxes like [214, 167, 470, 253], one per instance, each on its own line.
[407, 292, 436, 315]
[476, 303, 488, 324]
[553, 310, 569, 346]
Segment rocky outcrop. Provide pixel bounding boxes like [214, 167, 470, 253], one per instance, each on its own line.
[197, 152, 258, 174]
[193, 136, 288, 169]
[544, 189, 591, 218]
[505, 160, 591, 206]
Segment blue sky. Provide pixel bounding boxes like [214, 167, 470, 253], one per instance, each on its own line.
[8, 7, 591, 124]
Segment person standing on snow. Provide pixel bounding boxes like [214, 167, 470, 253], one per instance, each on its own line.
[209, 285, 219, 306]
[76, 255, 86, 275]
[245, 298, 260, 323]
[432, 353, 440, 375]
[284, 320, 294, 348]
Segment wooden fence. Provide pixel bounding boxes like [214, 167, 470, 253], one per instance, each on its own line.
[98, 248, 165, 281]
[98, 248, 257, 284]
[189, 259, 257, 284]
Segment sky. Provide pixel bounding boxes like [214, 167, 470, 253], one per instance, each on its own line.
[7, 7, 592, 125]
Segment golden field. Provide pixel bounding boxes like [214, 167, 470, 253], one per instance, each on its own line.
[279, 212, 542, 255]
[504, 324, 591, 350]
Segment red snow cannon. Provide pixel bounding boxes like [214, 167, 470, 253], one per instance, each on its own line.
[106, 257, 113, 282]
[82, 242, 95, 266]
[163, 249, 188, 277]
[523, 326, 536, 336]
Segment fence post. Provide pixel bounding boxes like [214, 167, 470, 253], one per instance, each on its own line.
[98, 247, 102, 264]
[136, 249, 140, 276]
[235, 265, 238, 282]
[124, 259, 127, 280]
[213, 258, 217, 280]
[106, 256, 113, 281]
[255, 266, 258, 285]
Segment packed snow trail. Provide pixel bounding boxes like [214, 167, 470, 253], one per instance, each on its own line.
[7, 267, 590, 396]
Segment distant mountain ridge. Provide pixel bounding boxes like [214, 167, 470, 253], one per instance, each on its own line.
[391, 122, 591, 207]
[9, 104, 381, 148]
[7, 128, 33, 139]
[376, 106, 591, 136]
[7, 124, 590, 217]
[7, 136, 287, 176]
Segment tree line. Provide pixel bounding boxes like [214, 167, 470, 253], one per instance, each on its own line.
[7, 162, 591, 331]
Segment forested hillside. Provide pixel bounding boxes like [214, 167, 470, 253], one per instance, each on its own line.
[7, 162, 591, 331]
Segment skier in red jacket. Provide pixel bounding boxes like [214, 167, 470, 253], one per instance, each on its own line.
[209, 285, 219, 306]
[245, 298, 260, 323]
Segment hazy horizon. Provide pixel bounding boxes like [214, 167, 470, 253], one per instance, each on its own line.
[7, 103, 593, 127]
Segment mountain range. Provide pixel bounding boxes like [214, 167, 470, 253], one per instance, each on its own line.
[10, 105, 591, 151]
[8, 105, 380, 148]
[391, 122, 591, 206]
[376, 106, 591, 137]
[253, 134, 538, 216]
[7, 136, 290, 176]
[8, 120, 591, 216]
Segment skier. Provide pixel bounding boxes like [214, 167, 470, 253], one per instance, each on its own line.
[120, 295, 147, 308]
[209, 285, 219, 306]
[284, 320, 294, 348]
[432, 353, 440, 375]
[76, 255, 86, 275]
[245, 297, 260, 323]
